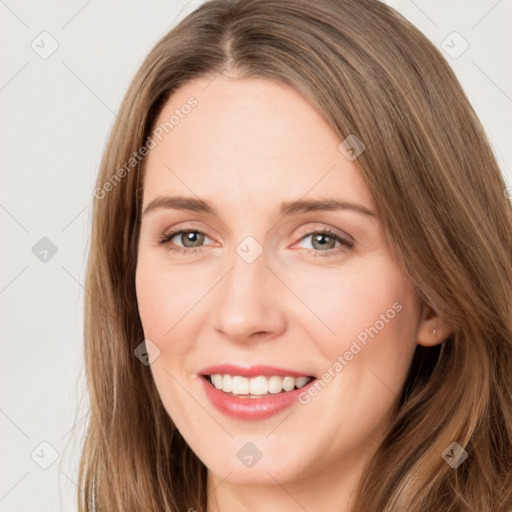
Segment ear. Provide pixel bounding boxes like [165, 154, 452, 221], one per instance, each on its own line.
[416, 301, 448, 347]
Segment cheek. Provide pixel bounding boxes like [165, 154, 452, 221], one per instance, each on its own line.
[134, 255, 214, 389]
[292, 263, 419, 453]
[135, 259, 205, 424]
[292, 258, 417, 355]
[291, 257, 421, 418]
[135, 269, 172, 337]
[135, 255, 200, 339]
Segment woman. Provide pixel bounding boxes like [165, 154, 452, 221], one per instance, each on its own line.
[79, 0, 512, 510]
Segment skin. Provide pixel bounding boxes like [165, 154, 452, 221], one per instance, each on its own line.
[135, 75, 445, 512]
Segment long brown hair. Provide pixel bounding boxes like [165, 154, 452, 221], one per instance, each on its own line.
[76, 0, 512, 510]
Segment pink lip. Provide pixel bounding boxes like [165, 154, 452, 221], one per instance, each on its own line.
[199, 375, 317, 420]
[198, 364, 315, 378]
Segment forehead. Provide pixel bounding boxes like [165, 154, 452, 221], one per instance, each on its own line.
[142, 76, 376, 214]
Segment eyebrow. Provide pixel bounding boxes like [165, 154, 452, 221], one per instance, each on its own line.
[142, 195, 377, 218]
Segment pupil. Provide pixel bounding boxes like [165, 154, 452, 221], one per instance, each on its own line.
[313, 234, 333, 249]
[183, 232, 202, 247]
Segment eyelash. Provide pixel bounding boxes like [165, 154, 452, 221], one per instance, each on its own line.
[157, 225, 354, 258]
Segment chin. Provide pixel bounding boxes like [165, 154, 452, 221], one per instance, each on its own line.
[207, 461, 297, 484]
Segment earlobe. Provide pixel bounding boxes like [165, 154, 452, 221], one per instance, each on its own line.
[416, 302, 448, 347]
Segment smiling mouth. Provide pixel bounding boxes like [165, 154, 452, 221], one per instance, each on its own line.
[202, 374, 316, 398]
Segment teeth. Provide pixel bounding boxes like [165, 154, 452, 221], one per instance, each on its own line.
[232, 376, 249, 394]
[211, 374, 222, 389]
[209, 374, 313, 395]
[282, 376, 295, 391]
[295, 376, 310, 388]
[250, 376, 268, 395]
[268, 375, 284, 394]
[222, 374, 232, 393]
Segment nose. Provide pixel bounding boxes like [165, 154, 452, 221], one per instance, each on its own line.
[212, 245, 286, 344]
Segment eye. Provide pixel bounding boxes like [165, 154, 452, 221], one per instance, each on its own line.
[158, 225, 354, 258]
[293, 227, 354, 258]
[157, 226, 215, 255]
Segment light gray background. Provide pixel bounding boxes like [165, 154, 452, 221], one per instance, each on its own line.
[1, 0, 511, 510]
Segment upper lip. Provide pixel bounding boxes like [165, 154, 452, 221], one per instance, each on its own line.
[199, 364, 316, 379]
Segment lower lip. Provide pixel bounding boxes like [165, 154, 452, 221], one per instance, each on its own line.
[199, 376, 317, 420]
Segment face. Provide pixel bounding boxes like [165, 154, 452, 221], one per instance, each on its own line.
[135, 75, 435, 493]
